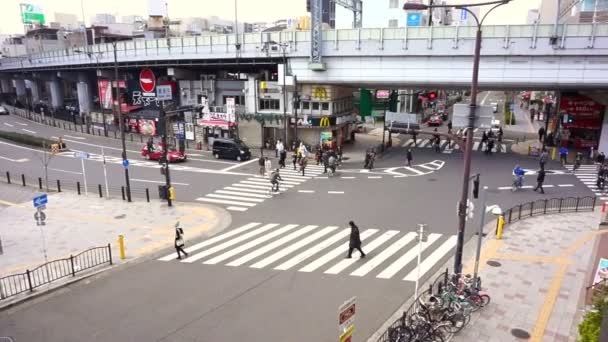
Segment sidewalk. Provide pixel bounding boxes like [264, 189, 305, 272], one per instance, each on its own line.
[0, 182, 231, 276]
[454, 211, 603, 342]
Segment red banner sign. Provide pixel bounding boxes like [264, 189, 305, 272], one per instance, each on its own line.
[560, 95, 604, 130]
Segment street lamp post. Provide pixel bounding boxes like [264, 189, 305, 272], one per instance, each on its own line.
[403, 0, 511, 281]
[111, 41, 132, 202]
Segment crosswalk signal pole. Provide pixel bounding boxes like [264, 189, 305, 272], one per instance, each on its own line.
[160, 101, 172, 207]
[414, 223, 427, 308]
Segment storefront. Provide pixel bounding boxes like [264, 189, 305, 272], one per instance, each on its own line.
[559, 94, 605, 149]
[196, 111, 237, 146]
[291, 114, 355, 148]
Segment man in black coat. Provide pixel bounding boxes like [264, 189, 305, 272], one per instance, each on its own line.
[534, 169, 546, 194]
[406, 149, 413, 167]
[346, 221, 366, 258]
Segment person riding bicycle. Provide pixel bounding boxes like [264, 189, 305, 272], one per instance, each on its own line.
[270, 168, 282, 193]
[513, 165, 525, 188]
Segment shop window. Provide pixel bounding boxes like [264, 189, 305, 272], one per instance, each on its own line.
[389, 0, 399, 8]
[388, 19, 398, 28]
[312, 102, 320, 110]
[302, 101, 310, 110]
[259, 99, 280, 110]
[223, 95, 245, 105]
[321, 102, 329, 111]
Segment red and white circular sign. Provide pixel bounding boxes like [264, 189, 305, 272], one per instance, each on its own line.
[139, 68, 156, 93]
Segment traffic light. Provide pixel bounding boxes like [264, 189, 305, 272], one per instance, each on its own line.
[472, 174, 480, 199]
[567, 116, 574, 124]
[428, 92, 437, 100]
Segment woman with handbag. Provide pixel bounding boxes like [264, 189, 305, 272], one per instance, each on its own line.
[175, 223, 188, 260]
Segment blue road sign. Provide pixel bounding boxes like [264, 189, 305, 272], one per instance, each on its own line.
[460, 9, 468, 21]
[33, 194, 48, 208]
[407, 13, 422, 27]
[122, 159, 129, 168]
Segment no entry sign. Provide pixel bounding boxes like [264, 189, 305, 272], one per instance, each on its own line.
[139, 68, 156, 93]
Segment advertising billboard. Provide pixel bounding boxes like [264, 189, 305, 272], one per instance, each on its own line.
[20, 3, 45, 25]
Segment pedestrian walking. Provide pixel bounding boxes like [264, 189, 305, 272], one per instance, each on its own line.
[258, 155, 266, 176]
[559, 146, 568, 165]
[597, 152, 606, 165]
[597, 165, 606, 190]
[174, 223, 188, 260]
[539, 149, 548, 170]
[497, 127, 503, 142]
[538, 127, 546, 143]
[481, 131, 488, 148]
[300, 156, 308, 176]
[292, 152, 298, 170]
[447, 120, 452, 131]
[275, 140, 280, 157]
[315, 146, 322, 165]
[279, 149, 287, 168]
[406, 149, 413, 167]
[412, 131, 418, 147]
[434, 137, 441, 153]
[265, 157, 272, 176]
[322, 150, 329, 173]
[534, 169, 546, 194]
[486, 139, 495, 155]
[346, 221, 366, 258]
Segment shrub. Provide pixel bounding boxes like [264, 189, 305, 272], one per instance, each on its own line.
[578, 283, 608, 342]
[503, 111, 516, 125]
[0, 130, 57, 149]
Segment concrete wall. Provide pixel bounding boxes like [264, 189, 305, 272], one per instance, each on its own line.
[238, 119, 262, 148]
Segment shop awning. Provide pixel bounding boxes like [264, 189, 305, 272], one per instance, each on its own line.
[197, 119, 236, 130]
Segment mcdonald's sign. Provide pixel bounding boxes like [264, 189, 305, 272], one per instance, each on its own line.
[319, 117, 330, 127]
[312, 86, 328, 100]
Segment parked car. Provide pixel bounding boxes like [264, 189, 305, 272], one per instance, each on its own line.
[141, 144, 187, 163]
[427, 115, 443, 126]
[212, 138, 251, 161]
[491, 102, 498, 113]
[0, 106, 7, 115]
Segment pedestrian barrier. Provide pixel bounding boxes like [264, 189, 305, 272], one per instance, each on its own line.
[0, 244, 112, 300]
[504, 196, 596, 226]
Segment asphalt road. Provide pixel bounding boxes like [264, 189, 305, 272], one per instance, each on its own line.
[0, 112, 597, 342]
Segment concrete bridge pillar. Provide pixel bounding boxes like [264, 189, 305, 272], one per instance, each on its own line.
[76, 73, 92, 115]
[0, 79, 12, 94]
[14, 79, 26, 97]
[48, 77, 64, 109]
[28, 80, 41, 103]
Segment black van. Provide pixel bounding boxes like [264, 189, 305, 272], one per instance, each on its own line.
[212, 138, 251, 161]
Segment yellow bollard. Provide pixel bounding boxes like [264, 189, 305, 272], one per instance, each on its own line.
[168, 186, 175, 200]
[552, 147, 557, 160]
[118, 234, 126, 260]
[527, 145, 531, 156]
[496, 215, 505, 240]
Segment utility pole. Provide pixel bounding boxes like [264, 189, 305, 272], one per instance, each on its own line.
[293, 75, 299, 143]
[160, 101, 172, 207]
[282, 45, 288, 146]
[113, 41, 132, 202]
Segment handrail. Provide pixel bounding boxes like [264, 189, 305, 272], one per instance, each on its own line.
[504, 196, 596, 225]
[0, 244, 112, 300]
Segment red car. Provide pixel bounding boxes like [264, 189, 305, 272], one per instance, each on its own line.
[427, 115, 443, 126]
[141, 144, 187, 163]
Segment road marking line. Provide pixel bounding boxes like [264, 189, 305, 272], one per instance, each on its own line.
[195, 198, 257, 207]
[328, 191, 344, 194]
[543, 185, 555, 188]
[418, 139, 430, 148]
[404, 167, 425, 175]
[298, 190, 315, 193]
[206, 194, 264, 202]
[130, 179, 189, 186]
[473, 141, 480, 150]
[558, 184, 574, 187]
[402, 139, 414, 147]
[348, 232, 417, 277]
[219, 157, 258, 172]
[0, 156, 29, 162]
[204, 224, 300, 265]
[403, 236, 457, 281]
[417, 164, 436, 171]
[474, 128, 479, 133]
[241, 180, 293, 187]
[224, 186, 268, 194]
[3, 123, 13, 127]
[182, 224, 280, 263]
[231, 183, 270, 190]
[360, 169, 370, 173]
[226, 206, 248, 211]
[64, 135, 86, 140]
[158, 222, 261, 261]
[48, 168, 82, 175]
[341, 176, 356, 179]
[376, 233, 441, 279]
[15, 122, 27, 126]
[249, 177, 300, 185]
[368, 176, 382, 179]
[325, 230, 400, 275]
[186, 157, 237, 164]
[250, 226, 338, 269]
[227, 225, 318, 267]
[216, 190, 268, 198]
[274, 229, 352, 271]
[300, 229, 378, 273]
[21, 129, 36, 134]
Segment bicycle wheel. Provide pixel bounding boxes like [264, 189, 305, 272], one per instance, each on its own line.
[479, 294, 491, 307]
[446, 312, 468, 333]
[467, 295, 483, 312]
[433, 323, 453, 342]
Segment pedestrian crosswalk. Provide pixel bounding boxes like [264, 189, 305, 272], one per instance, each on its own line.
[196, 165, 326, 211]
[400, 138, 509, 154]
[565, 164, 608, 200]
[158, 222, 457, 282]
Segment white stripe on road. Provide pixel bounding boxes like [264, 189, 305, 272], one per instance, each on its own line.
[204, 224, 299, 265]
[300, 229, 378, 273]
[341, 176, 355, 179]
[206, 194, 264, 202]
[195, 198, 257, 207]
[227, 206, 248, 211]
[249, 177, 300, 185]
[274, 229, 352, 271]
[215, 190, 268, 198]
[224, 187, 268, 194]
[376, 233, 441, 279]
[402, 139, 414, 147]
[417, 164, 436, 171]
[403, 236, 457, 281]
[130, 179, 189, 186]
[227, 225, 319, 267]
[250, 226, 339, 269]
[158, 223, 261, 261]
[21, 129, 36, 134]
[404, 167, 426, 175]
[328, 191, 344, 194]
[368, 176, 382, 179]
[419, 139, 430, 148]
[48, 168, 82, 175]
[497, 187, 512, 190]
[241, 180, 293, 188]
[15, 122, 27, 126]
[219, 157, 259, 172]
[473, 142, 480, 150]
[231, 183, 270, 190]
[558, 184, 574, 187]
[64, 135, 86, 140]
[298, 190, 315, 193]
[543, 185, 555, 188]
[182, 223, 279, 263]
[3, 123, 13, 127]
[348, 232, 417, 277]
[0, 156, 29, 162]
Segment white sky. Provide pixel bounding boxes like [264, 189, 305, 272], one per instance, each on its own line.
[0, 0, 541, 34]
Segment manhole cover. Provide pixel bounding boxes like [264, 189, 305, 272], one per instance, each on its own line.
[114, 214, 126, 219]
[486, 260, 502, 267]
[511, 328, 530, 339]
[427, 178, 437, 182]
